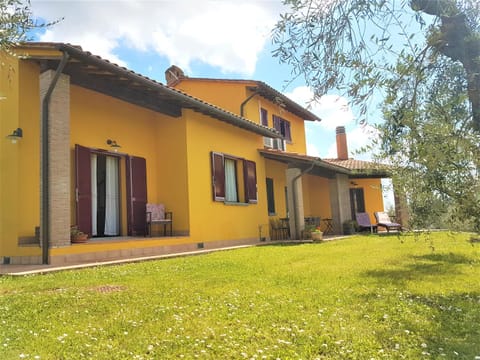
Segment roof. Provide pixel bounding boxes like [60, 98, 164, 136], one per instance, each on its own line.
[16, 42, 281, 139]
[170, 75, 321, 122]
[259, 149, 389, 178]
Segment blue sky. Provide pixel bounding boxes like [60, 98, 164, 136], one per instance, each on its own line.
[30, 0, 382, 162]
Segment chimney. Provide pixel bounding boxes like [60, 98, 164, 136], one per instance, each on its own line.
[165, 65, 185, 86]
[336, 126, 349, 160]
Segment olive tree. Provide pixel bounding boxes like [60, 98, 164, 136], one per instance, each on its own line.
[272, 0, 480, 232]
[0, 0, 57, 52]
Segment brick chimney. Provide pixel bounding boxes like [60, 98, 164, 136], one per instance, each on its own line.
[336, 126, 349, 160]
[165, 65, 185, 86]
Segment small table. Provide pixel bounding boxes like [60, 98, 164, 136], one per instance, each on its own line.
[322, 218, 333, 235]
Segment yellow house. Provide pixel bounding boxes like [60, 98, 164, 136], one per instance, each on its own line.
[0, 42, 389, 266]
[165, 67, 389, 238]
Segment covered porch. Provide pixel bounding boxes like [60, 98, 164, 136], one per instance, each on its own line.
[260, 148, 391, 238]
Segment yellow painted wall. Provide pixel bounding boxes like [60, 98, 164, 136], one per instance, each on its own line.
[1, 56, 43, 257]
[70, 86, 190, 234]
[264, 159, 288, 218]
[351, 178, 384, 223]
[184, 109, 269, 242]
[174, 79, 308, 154]
[303, 174, 332, 220]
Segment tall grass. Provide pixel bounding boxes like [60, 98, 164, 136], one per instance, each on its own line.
[0, 232, 479, 359]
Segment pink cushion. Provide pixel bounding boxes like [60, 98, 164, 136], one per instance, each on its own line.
[147, 203, 166, 221]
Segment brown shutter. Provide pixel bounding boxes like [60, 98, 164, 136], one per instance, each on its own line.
[260, 108, 268, 126]
[211, 152, 225, 201]
[273, 115, 281, 132]
[75, 144, 92, 236]
[284, 120, 292, 141]
[244, 160, 257, 204]
[126, 155, 147, 236]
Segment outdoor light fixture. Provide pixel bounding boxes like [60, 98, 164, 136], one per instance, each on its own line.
[106, 139, 121, 152]
[6, 128, 23, 143]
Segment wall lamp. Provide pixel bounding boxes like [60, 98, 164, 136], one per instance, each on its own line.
[6, 128, 23, 143]
[106, 139, 121, 152]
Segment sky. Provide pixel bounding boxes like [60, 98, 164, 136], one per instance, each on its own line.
[30, 0, 382, 159]
[29, 0, 392, 207]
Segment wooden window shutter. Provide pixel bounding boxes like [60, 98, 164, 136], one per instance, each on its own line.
[244, 160, 257, 204]
[284, 120, 292, 141]
[273, 115, 281, 132]
[126, 155, 147, 236]
[211, 152, 225, 201]
[75, 144, 92, 236]
[260, 108, 268, 126]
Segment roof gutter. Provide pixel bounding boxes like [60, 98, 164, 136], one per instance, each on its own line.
[41, 50, 69, 265]
[56, 44, 281, 139]
[240, 87, 259, 117]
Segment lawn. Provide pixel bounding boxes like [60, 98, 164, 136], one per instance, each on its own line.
[0, 232, 479, 359]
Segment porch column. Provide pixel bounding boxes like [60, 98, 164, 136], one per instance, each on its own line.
[286, 167, 305, 239]
[40, 71, 71, 247]
[329, 174, 351, 234]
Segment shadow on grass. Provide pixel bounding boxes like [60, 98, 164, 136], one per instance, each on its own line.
[363, 252, 473, 283]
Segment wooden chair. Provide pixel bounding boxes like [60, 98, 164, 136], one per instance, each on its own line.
[146, 203, 173, 236]
[270, 217, 290, 240]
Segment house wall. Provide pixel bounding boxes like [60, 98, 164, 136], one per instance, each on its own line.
[0, 55, 192, 261]
[351, 178, 384, 223]
[303, 174, 332, 220]
[1, 56, 43, 259]
[174, 79, 308, 154]
[264, 159, 288, 219]
[184, 109, 269, 243]
[69, 86, 190, 235]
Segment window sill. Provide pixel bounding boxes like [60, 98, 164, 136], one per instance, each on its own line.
[224, 201, 249, 206]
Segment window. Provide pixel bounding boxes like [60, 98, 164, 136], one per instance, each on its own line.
[266, 178, 275, 215]
[350, 188, 365, 220]
[260, 108, 268, 126]
[211, 152, 257, 204]
[272, 115, 291, 142]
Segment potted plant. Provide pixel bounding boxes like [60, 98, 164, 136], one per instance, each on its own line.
[70, 225, 88, 243]
[311, 226, 324, 242]
[342, 220, 358, 235]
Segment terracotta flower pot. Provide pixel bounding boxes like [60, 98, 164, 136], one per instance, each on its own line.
[71, 233, 88, 243]
[311, 232, 323, 242]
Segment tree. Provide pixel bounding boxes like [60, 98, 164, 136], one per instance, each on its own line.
[0, 0, 57, 52]
[272, 0, 480, 232]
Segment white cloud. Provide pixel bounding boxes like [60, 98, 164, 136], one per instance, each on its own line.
[31, 0, 282, 75]
[284, 86, 354, 130]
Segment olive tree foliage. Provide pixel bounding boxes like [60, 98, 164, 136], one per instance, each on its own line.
[0, 0, 56, 52]
[272, 0, 480, 232]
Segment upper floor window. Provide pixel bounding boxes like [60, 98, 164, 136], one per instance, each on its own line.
[273, 115, 291, 142]
[211, 152, 258, 204]
[260, 108, 268, 126]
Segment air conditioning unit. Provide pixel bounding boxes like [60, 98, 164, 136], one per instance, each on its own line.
[273, 138, 286, 151]
[263, 137, 274, 148]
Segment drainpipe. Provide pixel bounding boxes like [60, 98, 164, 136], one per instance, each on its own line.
[41, 51, 70, 264]
[240, 88, 259, 117]
[291, 162, 315, 239]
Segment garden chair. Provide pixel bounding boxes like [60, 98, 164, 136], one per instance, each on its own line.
[146, 203, 173, 236]
[269, 217, 290, 240]
[355, 212, 377, 233]
[374, 211, 402, 233]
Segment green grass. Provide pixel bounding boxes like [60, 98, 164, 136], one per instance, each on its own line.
[1, 232, 479, 359]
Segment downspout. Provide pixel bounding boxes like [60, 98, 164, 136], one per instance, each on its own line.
[291, 162, 315, 239]
[41, 51, 70, 264]
[240, 88, 259, 117]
